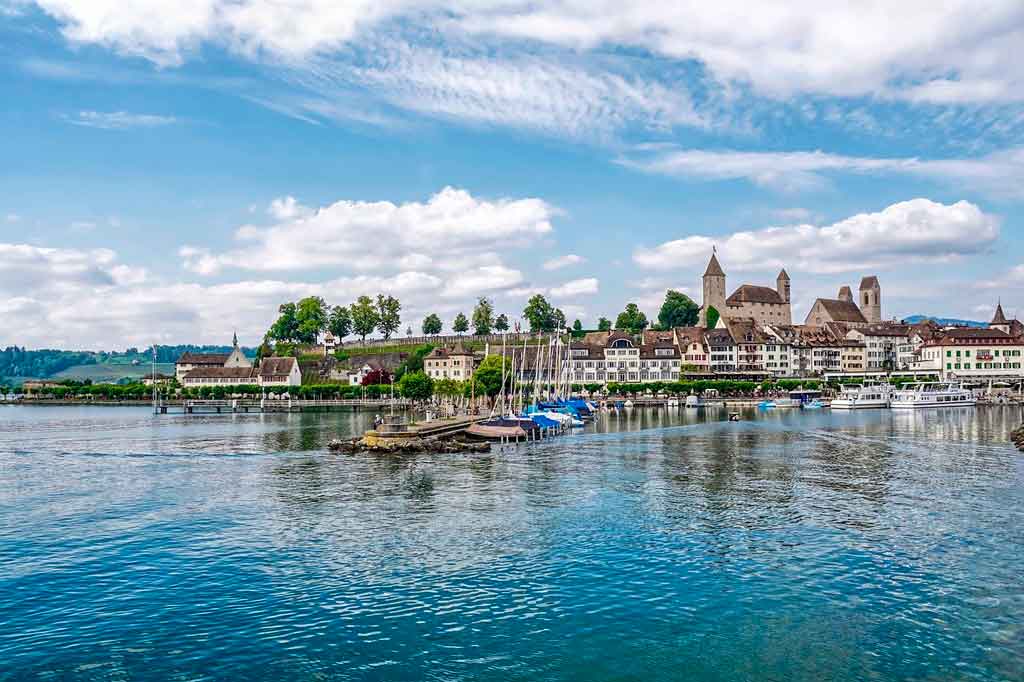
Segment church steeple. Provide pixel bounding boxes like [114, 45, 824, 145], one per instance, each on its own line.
[991, 301, 1008, 326]
[232, 331, 239, 348]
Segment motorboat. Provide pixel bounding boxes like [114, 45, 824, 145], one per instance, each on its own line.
[802, 399, 825, 410]
[830, 383, 892, 410]
[757, 400, 777, 410]
[890, 382, 976, 409]
[684, 394, 702, 408]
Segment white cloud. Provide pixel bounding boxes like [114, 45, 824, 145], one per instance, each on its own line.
[183, 186, 556, 274]
[267, 196, 313, 221]
[618, 146, 1024, 199]
[30, 1, 1024, 105]
[548, 277, 598, 297]
[63, 110, 179, 130]
[634, 199, 1000, 274]
[542, 253, 585, 271]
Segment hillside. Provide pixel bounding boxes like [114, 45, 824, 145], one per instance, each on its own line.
[903, 315, 987, 328]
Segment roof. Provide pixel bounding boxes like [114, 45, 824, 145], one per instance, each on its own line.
[724, 318, 769, 344]
[641, 330, 676, 347]
[178, 352, 230, 365]
[837, 285, 853, 301]
[812, 298, 868, 324]
[426, 341, 475, 360]
[860, 276, 880, 290]
[183, 367, 256, 380]
[674, 326, 706, 346]
[854, 323, 911, 338]
[924, 327, 1024, 346]
[726, 284, 785, 305]
[259, 357, 298, 377]
[777, 268, 790, 280]
[991, 303, 1008, 325]
[704, 253, 725, 277]
[704, 328, 735, 345]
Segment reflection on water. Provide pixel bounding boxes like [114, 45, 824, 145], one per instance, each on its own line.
[0, 405, 1022, 681]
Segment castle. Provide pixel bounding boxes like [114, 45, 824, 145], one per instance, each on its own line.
[699, 252, 792, 327]
[699, 252, 881, 328]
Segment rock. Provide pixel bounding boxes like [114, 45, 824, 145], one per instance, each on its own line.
[1012, 425, 1024, 451]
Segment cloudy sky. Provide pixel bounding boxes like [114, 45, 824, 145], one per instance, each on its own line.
[2, 1, 1024, 349]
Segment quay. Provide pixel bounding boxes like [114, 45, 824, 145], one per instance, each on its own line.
[156, 398, 411, 415]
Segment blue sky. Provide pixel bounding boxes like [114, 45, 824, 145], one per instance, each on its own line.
[2, 1, 1024, 349]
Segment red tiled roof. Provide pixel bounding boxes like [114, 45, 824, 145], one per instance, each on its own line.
[178, 352, 230, 365]
[812, 298, 868, 324]
[726, 285, 785, 305]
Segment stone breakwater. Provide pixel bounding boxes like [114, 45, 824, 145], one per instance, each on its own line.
[1012, 425, 1024, 452]
[329, 436, 491, 455]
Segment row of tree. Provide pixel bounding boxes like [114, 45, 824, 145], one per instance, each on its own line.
[263, 288, 706, 351]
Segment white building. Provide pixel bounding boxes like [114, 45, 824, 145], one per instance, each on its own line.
[423, 343, 476, 381]
[914, 327, 1024, 381]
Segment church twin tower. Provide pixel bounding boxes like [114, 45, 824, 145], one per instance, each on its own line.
[699, 252, 881, 328]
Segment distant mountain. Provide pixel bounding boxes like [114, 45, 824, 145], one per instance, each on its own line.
[903, 315, 987, 328]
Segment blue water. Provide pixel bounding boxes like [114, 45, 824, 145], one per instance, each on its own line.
[1, 405, 1023, 681]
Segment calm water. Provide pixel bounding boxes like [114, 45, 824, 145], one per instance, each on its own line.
[1, 405, 1023, 681]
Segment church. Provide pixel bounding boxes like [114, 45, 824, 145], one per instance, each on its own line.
[699, 252, 793, 327]
[804, 277, 882, 328]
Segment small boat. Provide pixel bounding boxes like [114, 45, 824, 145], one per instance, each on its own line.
[684, 394, 702, 408]
[729, 412, 741, 422]
[667, 397, 680, 407]
[757, 400, 777, 410]
[623, 400, 634, 409]
[802, 399, 825, 410]
[466, 421, 528, 440]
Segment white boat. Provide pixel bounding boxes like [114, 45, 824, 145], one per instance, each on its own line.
[831, 383, 892, 410]
[890, 382, 976, 409]
[684, 394, 701, 408]
[667, 397, 680, 407]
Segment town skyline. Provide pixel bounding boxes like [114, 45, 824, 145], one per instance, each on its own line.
[3, 3, 1024, 349]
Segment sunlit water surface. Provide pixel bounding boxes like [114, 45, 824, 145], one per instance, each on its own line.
[1, 405, 1023, 681]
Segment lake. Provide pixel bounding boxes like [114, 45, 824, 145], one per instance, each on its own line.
[1, 405, 1022, 681]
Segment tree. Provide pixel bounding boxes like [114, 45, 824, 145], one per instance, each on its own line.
[269, 302, 299, 342]
[469, 355, 508, 397]
[615, 303, 649, 333]
[422, 313, 443, 336]
[552, 308, 567, 331]
[495, 314, 509, 332]
[523, 294, 555, 332]
[294, 296, 328, 345]
[376, 294, 402, 341]
[573, 319, 583, 332]
[705, 305, 721, 330]
[658, 290, 700, 329]
[597, 317, 612, 331]
[350, 296, 380, 343]
[452, 312, 469, 335]
[328, 305, 352, 343]
[472, 297, 495, 336]
[398, 370, 434, 401]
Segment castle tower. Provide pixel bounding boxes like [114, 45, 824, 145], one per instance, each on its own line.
[838, 286, 853, 303]
[700, 251, 727, 327]
[776, 269, 791, 304]
[859, 276, 881, 323]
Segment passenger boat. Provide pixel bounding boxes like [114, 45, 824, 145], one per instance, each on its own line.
[890, 382, 976, 409]
[684, 394, 702, 408]
[831, 383, 892, 410]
